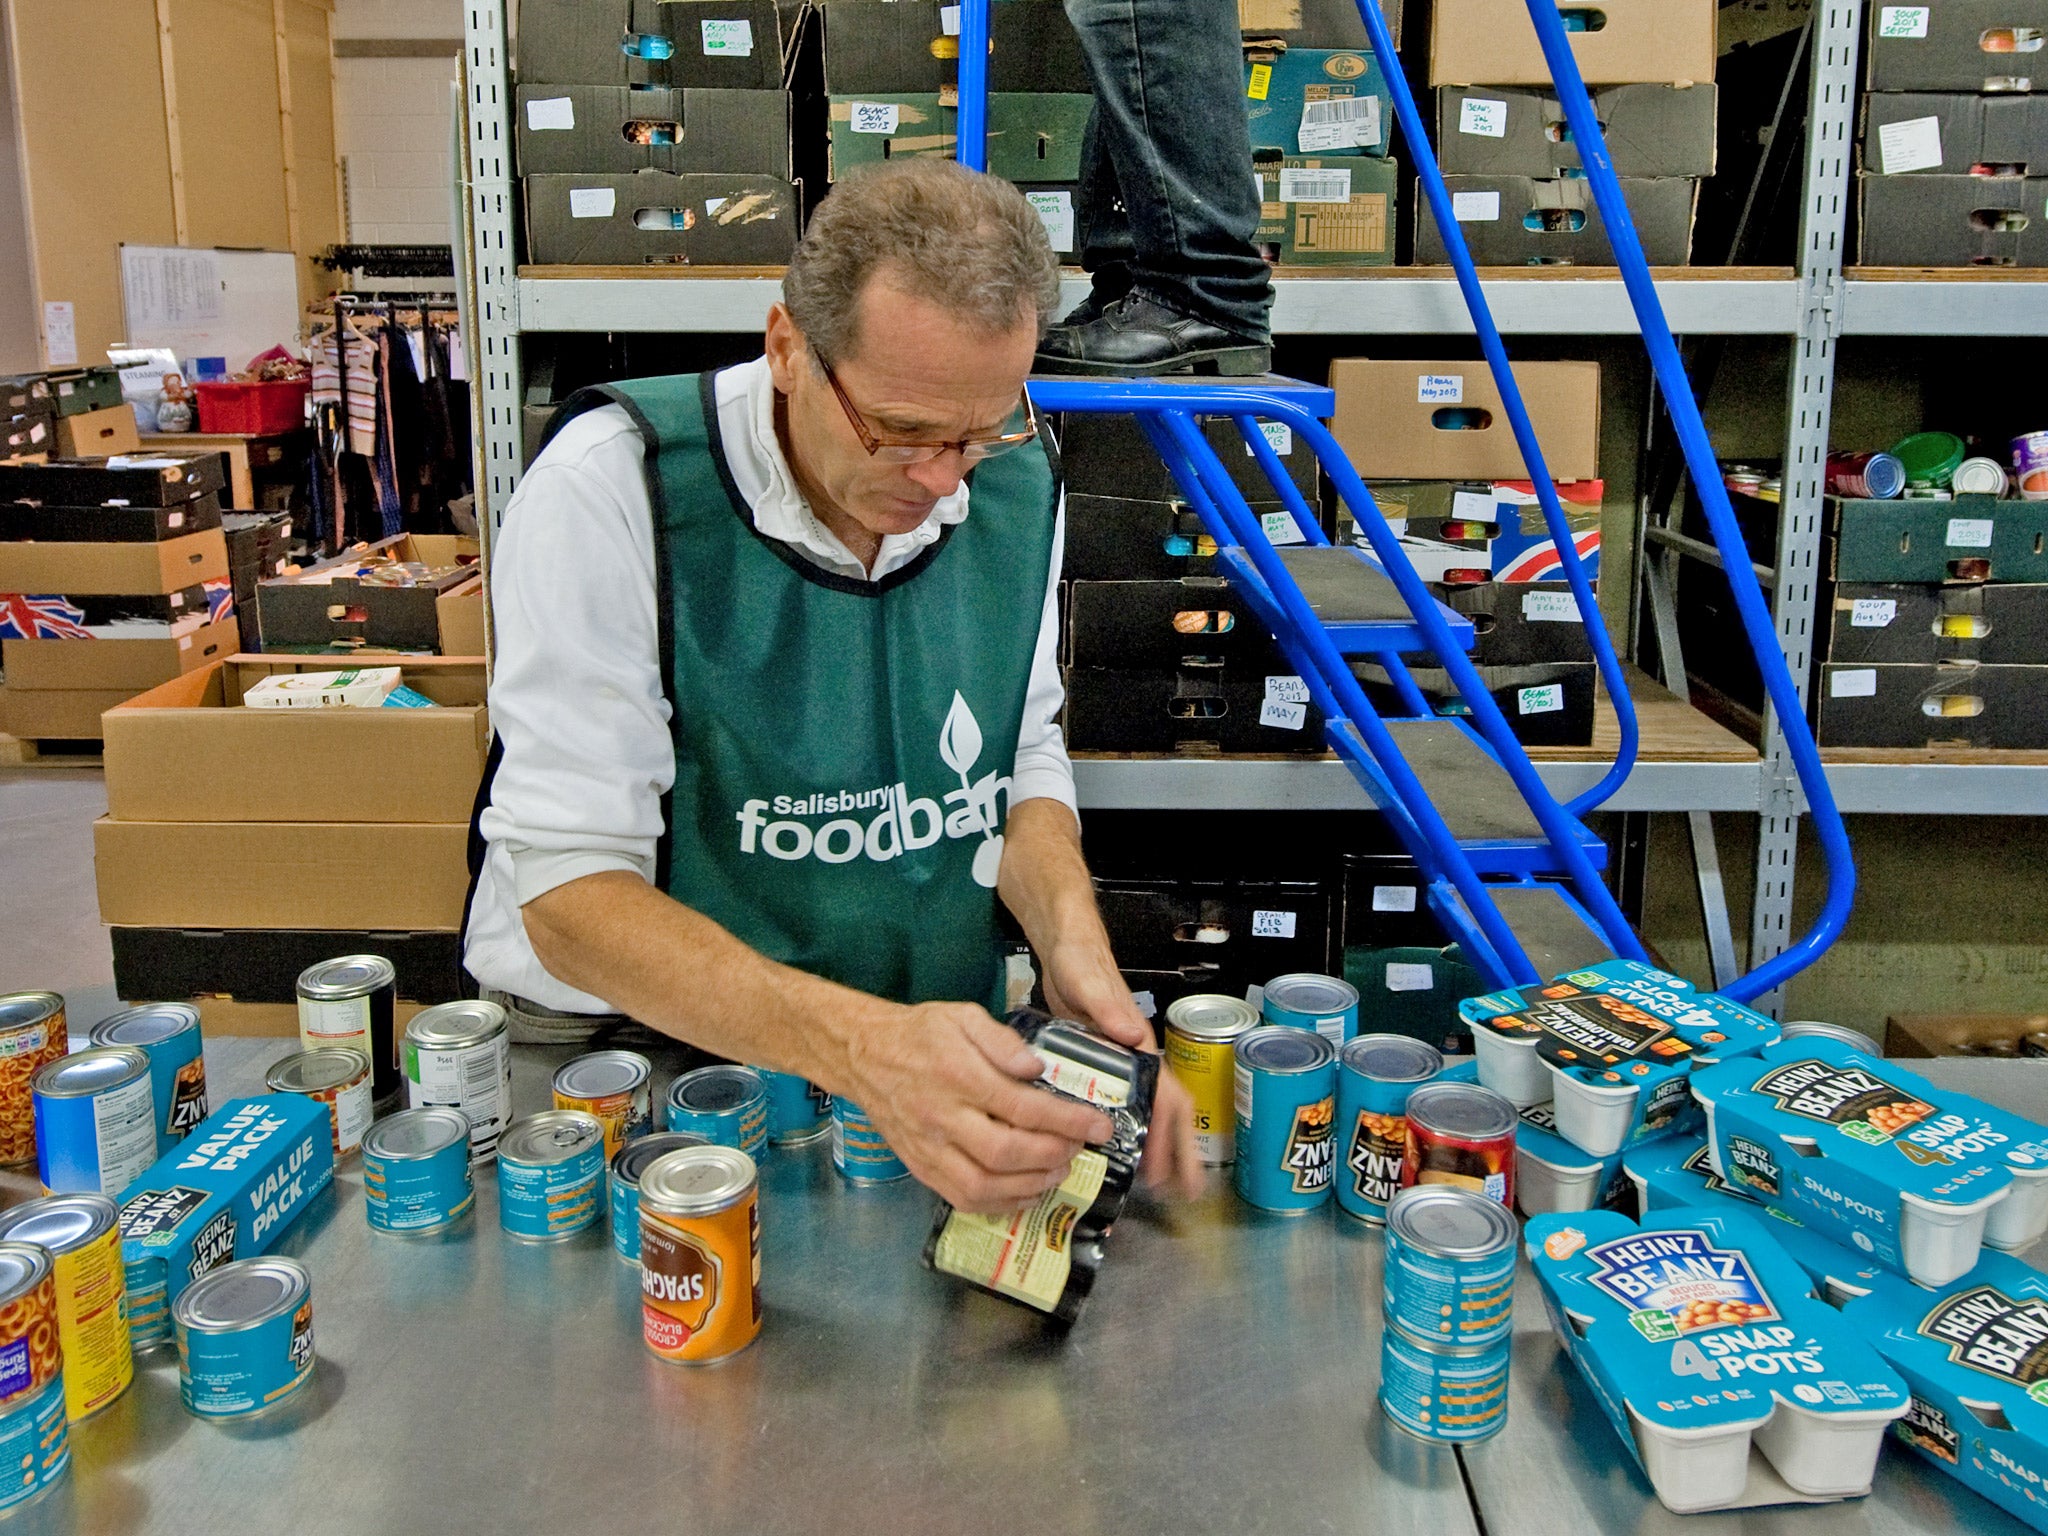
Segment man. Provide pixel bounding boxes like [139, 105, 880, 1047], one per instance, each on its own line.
[466, 160, 1197, 1212]
[1034, 0, 1274, 376]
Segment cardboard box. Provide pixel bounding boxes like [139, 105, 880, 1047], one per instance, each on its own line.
[1067, 578, 1289, 669]
[1065, 494, 1226, 581]
[1097, 877, 1333, 1008]
[1339, 850, 1444, 950]
[1832, 496, 2048, 582]
[1857, 172, 2048, 266]
[1343, 944, 1485, 1054]
[515, 85, 790, 176]
[1866, 0, 2048, 92]
[110, 927, 466, 1008]
[0, 685, 129, 739]
[1254, 156, 1399, 264]
[1354, 658, 1598, 746]
[1239, 0, 1393, 50]
[1435, 83, 1717, 178]
[1244, 48, 1394, 159]
[0, 452, 225, 506]
[0, 528, 229, 594]
[43, 367, 122, 417]
[2, 616, 238, 692]
[1431, 0, 1717, 87]
[188, 997, 432, 1040]
[102, 657, 489, 824]
[1438, 580, 1594, 665]
[0, 491, 222, 542]
[257, 533, 481, 654]
[0, 581, 218, 639]
[95, 818, 474, 929]
[1415, 174, 1698, 265]
[1064, 664, 1327, 753]
[1886, 1011, 2048, 1057]
[0, 374, 51, 416]
[1330, 359, 1601, 481]
[1816, 661, 2048, 748]
[1359, 479, 1606, 582]
[1824, 582, 2048, 665]
[1, 412, 53, 458]
[1860, 92, 2048, 177]
[826, 94, 1092, 183]
[1057, 409, 1317, 504]
[524, 171, 801, 265]
[54, 405, 142, 458]
[518, 0, 803, 90]
[819, 0, 1091, 94]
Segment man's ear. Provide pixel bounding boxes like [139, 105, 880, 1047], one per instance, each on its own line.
[764, 303, 804, 395]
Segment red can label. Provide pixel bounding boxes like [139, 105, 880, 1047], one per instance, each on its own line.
[1403, 1121, 1515, 1209]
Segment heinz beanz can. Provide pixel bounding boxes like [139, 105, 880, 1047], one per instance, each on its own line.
[610, 1132, 709, 1264]
[1233, 1026, 1338, 1214]
[173, 1257, 314, 1419]
[665, 1066, 769, 1159]
[0, 1242, 68, 1513]
[831, 1100, 908, 1184]
[33, 1048, 157, 1199]
[295, 955, 398, 1101]
[265, 1049, 373, 1159]
[1337, 1035, 1444, 1224]
[0, 993, 69, 1168]
[552, 1051, 652, 1158]
[1165, 994, 1259, 1164]
[361, 1108, 474, 1236]
[1262, 973, 1360, 1045]
[639, 1145, 761, 1364]
[403, 1000, 514, 1164]
[0, 1196, 130, 1422]
[498, 1110, 606, 1241]
[1383, 1185, 1517, 1348]
[1379, 1321, 1511, 1444]
[760, 1069, 832, 1145]
[89, 1003, 207, 1149]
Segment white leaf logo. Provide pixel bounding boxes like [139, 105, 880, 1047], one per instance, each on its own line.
[972, 833, 1004, 889]
[939, 691, 983, 778]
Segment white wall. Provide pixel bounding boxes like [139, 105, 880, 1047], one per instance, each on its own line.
[331, 0, 462, 245]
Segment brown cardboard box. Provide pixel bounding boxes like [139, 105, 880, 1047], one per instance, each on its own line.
[0, 528, 228, 594]
[1886, 1013, 2048, 1058]
[54, 405, 142, 458]
[102, 657, 489, 823]
[1329, 358, 1601, 481]
[2, 617, 238, 691]
[0, 685, 129, 739]
[94, 818, 473, 929]
[258, 533, 482, 655]
[438, 582, 488, 659]
[184, 997, 434, 1040]
[1430, 0, 1716, 87]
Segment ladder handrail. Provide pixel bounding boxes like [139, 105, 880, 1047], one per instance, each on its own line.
[957, 0, 992, 173]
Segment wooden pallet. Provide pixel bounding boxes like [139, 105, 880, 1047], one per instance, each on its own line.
[0, 733, 103, 768]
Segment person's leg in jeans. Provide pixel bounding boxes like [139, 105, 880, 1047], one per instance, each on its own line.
[1068, 104, 1135, 325]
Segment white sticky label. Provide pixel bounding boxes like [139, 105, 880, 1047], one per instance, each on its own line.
[1252, 909, 1298, 939]
[1298, 95, 1381, 153]
[1265, 675, 1311, 704]
[1261, 509, 1309, 546]
[526, 96, 575, 131]
[1419, 374, 1464, 404]
[1519, 683, 1565, 715]
[1450, 489, 1496, 521]
[1523, 590, 1580, 623]
[1244, 983, 1265, 1012]
[1025, 190, 1075, 253]
[300, 995, 373, 1057]
[940, 4, 961, 34]
[1947, 517, 1994, 548]
[1385, 963, 1435, 993]
[1260, 698, 1308, 731]
[1372, 884, 1418, 913]
[1459, 97, 1508, 138]
[849, 101, 900, 135]
[1850, 598, 1898, 628]
[1452, 190, 1501, 222]
[1035, 1048, 1131, 1107]
[93, 1076, 160, 1197]
[1234, 1061, 1254, 1124]
[332, 1076, 375, 1155]
[1877, 6, 1930, 38]
[1130, 990, 1156, 1020]
[1831, 669, 1879, 698]
[705, 197, 728, 217]
[1259, 421, 1294, 457]
[1878, 115, 1944, 175]
[568, 186, 617, 218]
[700, 18, 754, 54]
[1278, 167, 1352, 203]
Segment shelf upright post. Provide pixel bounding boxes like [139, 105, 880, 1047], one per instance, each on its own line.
[1748, 0, 1864, 1015]
[462, 0, 525, 534]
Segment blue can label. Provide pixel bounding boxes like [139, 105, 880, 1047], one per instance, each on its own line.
[1336, 1069, 1423, 1221]
[1233, 1062, 1336, 1213]
[142, 1033, 209, 1147]
[499, 1146, 603, 1239]
[832, 1104, 906, 1182]
[125, 1261, 170, 1349]
[609, 1174, 642, 1262]
[763, 1070, 832, 1144]
[1385, 1229, 1517, 1347]
[0, 1373, 69, 1510]
[179, 1302, 314, 1418]
[1380, 1327, 1510, 1443]
[36, 1075, 157, 1198]
[364, 1141, 474, 1234]
[669, 1098, 769, 1159]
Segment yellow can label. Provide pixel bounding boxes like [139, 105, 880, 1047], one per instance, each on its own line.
[53, 1222, 132, 1421]
[932, 1150, 1107, 1311]
[1165, 1026, 1237, 1163]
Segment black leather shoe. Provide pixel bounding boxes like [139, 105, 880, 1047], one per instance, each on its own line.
[1035, 294, 1271, 377]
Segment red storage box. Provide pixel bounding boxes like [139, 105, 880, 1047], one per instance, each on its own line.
[193, 379, 310, 435]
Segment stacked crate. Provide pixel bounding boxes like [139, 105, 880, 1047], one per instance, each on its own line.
[1, 374, 56, 461]
[1421, 0, 1717, 265]
[220, 512, 293, 650]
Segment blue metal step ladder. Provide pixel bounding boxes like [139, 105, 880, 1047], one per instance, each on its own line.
[956, 0, 1854, 1005]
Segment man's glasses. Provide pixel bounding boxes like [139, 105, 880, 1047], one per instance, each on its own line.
[817, 354, 1038, 465]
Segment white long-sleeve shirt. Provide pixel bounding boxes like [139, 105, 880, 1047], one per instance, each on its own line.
[464, 357, 1074, 1013]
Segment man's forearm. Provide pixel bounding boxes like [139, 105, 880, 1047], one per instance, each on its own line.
[996, 797, 1110, 960]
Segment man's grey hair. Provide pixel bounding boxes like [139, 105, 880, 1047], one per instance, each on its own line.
[782, 159, 1061, 363]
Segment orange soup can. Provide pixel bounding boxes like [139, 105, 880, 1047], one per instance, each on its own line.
[552, 1051, 652, 1159]
[638, 1145, 760, 1364]
[0, 995, 70, 1167]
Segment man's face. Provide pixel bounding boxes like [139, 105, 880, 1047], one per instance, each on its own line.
[766, 277, 1039, 540]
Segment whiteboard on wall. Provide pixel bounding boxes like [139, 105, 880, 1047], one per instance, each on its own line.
[118, 246, 302, 372]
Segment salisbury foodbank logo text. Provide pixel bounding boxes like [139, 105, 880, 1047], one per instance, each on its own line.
[734, 692, 1011, 887]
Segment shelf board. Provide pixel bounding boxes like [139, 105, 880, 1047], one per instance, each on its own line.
[1841, 267, 2048, 337]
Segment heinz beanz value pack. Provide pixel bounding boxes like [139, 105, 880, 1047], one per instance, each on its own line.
[116, 1096, 335, 1349]
[1690, 1038, 2048, 1289]
[1515, 1101, 1629, 1217]
[1528, 1206, 1910, 1515]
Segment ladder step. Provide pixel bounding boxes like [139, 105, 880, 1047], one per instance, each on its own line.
[1217, 547, 1475, 656]
[1442, 883, 1616, 982]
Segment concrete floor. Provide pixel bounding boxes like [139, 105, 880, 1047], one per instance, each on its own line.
[0, 767, 120, 1029]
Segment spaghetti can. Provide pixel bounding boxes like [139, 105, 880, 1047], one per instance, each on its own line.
[402, 1000, 513, 1164]
[0, 993, 69, 1167]
[89, 1003, 208, 1149]
[0, 1243, 68, 1514]
[1232, 1026, 1338, 1214]
[0, 1197, 130, 1422]
[639, 1145, 761, 1364]
[1402, 1080, 1518, 1209]
[1262, 973, 1360, 1045]
[32, 1048, 156, 1199]
[1383, 1185, 1518, 1348]
[265, 1048, 373, 1158]
[1165, 994, 1259, 1164]
[497, 1110, 606, 1241]
[361, 1108, 474, 1236]
[830, 1099, 908, 1184]
[665, 1066, 769, 1160]
[759, 1069, 832, 1145]
[1379, 1321, 1511, 1445]
[609, 1132, 709, 1264]
[1336, 1034, 1444, 1224]
[551, 1051, 652, 1159]
[172, 1257, 314, 1419]
[295, 955, 398, 1102]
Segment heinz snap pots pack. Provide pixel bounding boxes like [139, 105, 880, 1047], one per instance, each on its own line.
[1690, 1038, 2048, 1288]
[1516, 1101, 1629, 1217]
[1527, 1207, 1910, 1514]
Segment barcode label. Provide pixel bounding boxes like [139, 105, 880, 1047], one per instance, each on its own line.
[1278, 168, 1353, 204]
[1298, 95, 1380, 152]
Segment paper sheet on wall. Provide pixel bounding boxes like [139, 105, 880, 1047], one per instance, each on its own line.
[123, 250, 223, 330]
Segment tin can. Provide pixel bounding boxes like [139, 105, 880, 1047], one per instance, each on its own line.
[1336, 1035, 1444, 1224]
[665, 1066, 770, 1159]
[33, 1047, 157, 1199]
[1954, 456, 2010, 497]
[1402, 1080, 1518, 1209]
[296, 955, 399, 1102]
[1824, 450, 1906, 501]
[1893, 430, 1967, 490]
[173, 1257, 315, 1419]
[1262, 973, 1360, 1045]
[551, 1051, 652, 1159]
[639, 1145, 761, 1364]
[265, 1048, 373, 1159]
[609, 1132, 709, 1264]
[0, 1196, 130, 1422]
[1384, 1184, 1517, 1347]
[1165, 994, 1259, 1164]
[361, 1108, 475, 1236]
[1779, 1019, 1882, 1057]
[2014, 429, 2048, 499]
[498, 1110, 606, 1241]
[1233, 1025, 1338, 1214]
[830, 1099, 909, 1183]
[88, 1003, 207, 1149]
[0, 1243, 67, 1514]
[1379, 1321, 1511, 1444]
[759, 1069, 831, 1145]
[402, 1000, 513, 1164]
[0, 993, 69, 1167]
